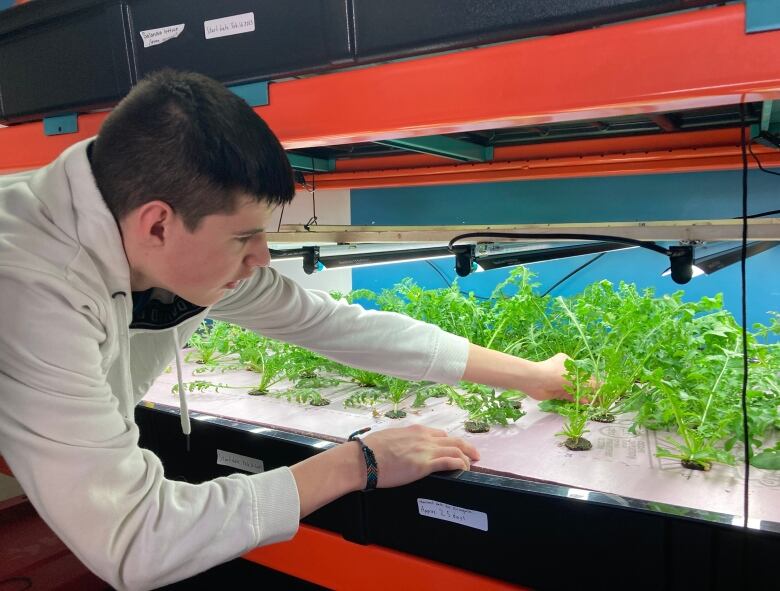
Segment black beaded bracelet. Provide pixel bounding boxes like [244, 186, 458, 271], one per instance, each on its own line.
[348, 427, 378, 490]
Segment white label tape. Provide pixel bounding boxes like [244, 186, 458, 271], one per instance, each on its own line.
[139, 24, 185, 48]
[217, 449, 264, 474]
[204, 12, 255, 40]
[417, 498, 488, 531]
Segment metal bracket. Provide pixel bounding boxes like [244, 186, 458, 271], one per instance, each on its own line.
[746, 0, 780, 33]
[43, 113, 78, 136]
[376, 135, 494, 163]
[228, 81, 269, 107]
[750, 100, 780, 148]
[287, 153, 335, 172]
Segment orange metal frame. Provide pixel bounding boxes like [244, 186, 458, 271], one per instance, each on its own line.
[2, 3, 780, 184]
[309, 129, 780, 189]
[244, 523, 528, 591]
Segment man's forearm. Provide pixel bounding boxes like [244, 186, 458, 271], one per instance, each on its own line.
[290, 442, 364, 518]
[461, 343, 570, 400]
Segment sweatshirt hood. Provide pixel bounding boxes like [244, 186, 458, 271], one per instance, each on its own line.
[28, 139, 196, 434]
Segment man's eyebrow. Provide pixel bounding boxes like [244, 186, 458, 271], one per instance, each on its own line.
[234, 227, 265, 236]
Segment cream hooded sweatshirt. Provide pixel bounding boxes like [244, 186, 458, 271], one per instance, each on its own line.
[0, 140, 470, 590]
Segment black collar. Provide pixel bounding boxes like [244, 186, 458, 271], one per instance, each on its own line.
[130, 289, 205, 330]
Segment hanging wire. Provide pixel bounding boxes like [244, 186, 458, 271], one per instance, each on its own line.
[739, 105, 750, 530]
[541, 253, 606, 297]
[276, 202, 286, 233]
[748, 140, 780, 176]
[303, 156, 319, 231]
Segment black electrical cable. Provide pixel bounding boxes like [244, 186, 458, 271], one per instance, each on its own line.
[424, 259, 489, 300]
[448, 232, 671, 256]
[304, 156, 319, 230]
[744, 209, 780, 219]
[739, 105, 750, 530]
[425, 259, 452, 285]
[276, 202, 286, 233]
[541, 253, 606, 297]
[748, 140, 780, 176]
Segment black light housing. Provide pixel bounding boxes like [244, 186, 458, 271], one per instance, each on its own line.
[668, 244, 695, 284]
[302, 246, 321, 275]
[453, 244, 477, 277]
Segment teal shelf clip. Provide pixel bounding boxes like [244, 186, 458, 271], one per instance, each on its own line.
[375, 135, 493, 163]
[750, 100, 780, 148]
[228, 81, 269, 107]
[287, 153, 336, 173]
[43, 113, 78, 136]
[746, 0, 780, 33]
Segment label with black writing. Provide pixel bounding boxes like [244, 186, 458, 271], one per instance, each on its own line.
[417, 498, 488, 531]
[217, 449, 264, 474]
[139, 24, 185, 48]
[204, 13, 255, 40]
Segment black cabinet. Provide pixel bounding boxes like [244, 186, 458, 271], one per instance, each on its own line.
[0, 0, 132, 122]
[127, 0, 353, 85]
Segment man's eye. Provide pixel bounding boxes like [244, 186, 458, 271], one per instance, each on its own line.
[237, 235, 253, 244]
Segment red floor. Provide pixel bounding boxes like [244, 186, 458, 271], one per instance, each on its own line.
[0, 496, 108, 591]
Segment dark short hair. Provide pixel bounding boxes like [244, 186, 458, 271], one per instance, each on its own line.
[92, 69, 295, 230]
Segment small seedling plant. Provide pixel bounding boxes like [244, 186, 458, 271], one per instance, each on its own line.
[232, 330, 290, 395]
[379, 376, 416, 419]
[450, 385, 526, 433]
[555, 359, 593, 450]
[186, 321, 242, 372]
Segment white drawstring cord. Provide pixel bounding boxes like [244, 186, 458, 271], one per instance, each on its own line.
[172, 327, 191, 451]
[111, 292, 134, 419]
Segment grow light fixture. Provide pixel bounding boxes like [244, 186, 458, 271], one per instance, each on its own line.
[319, 246, 454, 271]
[661, 241, 777, 278]
[294, 245, 461, 275]
[449, 232, 702, 284]
[474, 242, 632, 271]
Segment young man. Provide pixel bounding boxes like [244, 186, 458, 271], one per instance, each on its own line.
[0, 70, 570, 590]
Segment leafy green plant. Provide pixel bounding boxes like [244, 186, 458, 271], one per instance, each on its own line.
[343, 386, 385, 409]
[336, 365, 385, 388]
[380, 376, 416, 419]
[450, 387, 525, 433]
[555, 358, 593, 450]
[279, 387, 331, 406]
[185, 321, 241, 370]
[232, 330, 289, 395]
[412, 383, 456, 408]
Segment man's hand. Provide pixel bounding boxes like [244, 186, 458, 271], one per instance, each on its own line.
[526, 353, 572, 401]
[362, 424, 479, 488]
[291, 424, 478, 518]
[461, 344, 573, 401]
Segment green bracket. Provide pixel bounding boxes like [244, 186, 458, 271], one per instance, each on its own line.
[376, 135, 494, 163]
[287, 153, 335, 172]
[746, 0, 780, 33]
[43, 113, 78, 136]
[228, 81, 269, 107]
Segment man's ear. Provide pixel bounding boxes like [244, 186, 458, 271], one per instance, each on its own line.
[134, 201, 175, 246]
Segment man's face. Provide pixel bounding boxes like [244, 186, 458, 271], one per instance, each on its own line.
[158, 197, 274, 306]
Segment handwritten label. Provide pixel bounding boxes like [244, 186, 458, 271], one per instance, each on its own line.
[204, 12, 255, 40]
[139, 24, 185, 48]
[217, 449, 264, 474]
[417, 499, 488, 531]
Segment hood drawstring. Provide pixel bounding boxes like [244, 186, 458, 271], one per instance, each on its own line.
[172, 327, 191, 452]
[111, 292, 135, 420]
[113, 291, 191, 451]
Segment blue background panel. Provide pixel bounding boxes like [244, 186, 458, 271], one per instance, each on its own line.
[350, 169, 780, 330]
